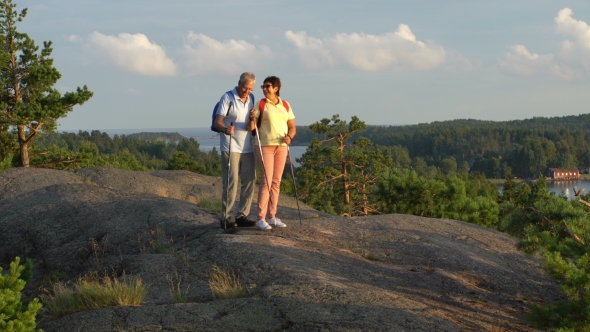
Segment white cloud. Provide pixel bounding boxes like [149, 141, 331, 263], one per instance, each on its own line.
[555, 8, 590, 71]
[285, 25, 446, 71]
[183, 32, 272, 76]
[450, 53, 480, 72]
[499, 8, 590, 81]
[499, 45, 554, 76]
[285, 31, 335, 70]
[66, 34, 81, 43]
[556, 8, 590, 54]
[88, 32, 177, 77]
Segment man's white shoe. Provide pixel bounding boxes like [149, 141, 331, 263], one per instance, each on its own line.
[256, 219, 272, 231]
[268, 217, 287, 228]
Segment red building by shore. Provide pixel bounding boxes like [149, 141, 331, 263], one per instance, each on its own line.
[546, 168, 580, 180]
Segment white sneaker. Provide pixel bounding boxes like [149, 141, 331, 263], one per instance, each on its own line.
[256, 219, 272, 231]
[268, 217, 287, 228]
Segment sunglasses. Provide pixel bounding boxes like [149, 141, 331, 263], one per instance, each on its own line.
[261, 84, 273, 89]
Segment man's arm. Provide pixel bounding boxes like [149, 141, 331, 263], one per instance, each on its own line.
[215, 114, 234, 135]
[214, 94, 234, 135]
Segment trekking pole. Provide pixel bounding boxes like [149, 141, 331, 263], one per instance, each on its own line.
[224, 121, 233, 230]
[286, 139, 302, 226]
[254, 121, 272, 194]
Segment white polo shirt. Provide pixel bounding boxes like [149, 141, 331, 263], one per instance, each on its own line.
[216, 88, 255, 153]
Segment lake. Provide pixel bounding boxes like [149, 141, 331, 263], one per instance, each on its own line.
[525, 179, 590, 200]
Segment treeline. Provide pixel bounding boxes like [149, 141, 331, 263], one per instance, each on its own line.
[25, 130, 221, 175]
[294, 114, 590, 179]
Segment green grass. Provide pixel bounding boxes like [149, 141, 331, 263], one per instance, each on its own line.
[41, 274, 148, 318]
[197, 198, 222, 212]
[208, 266, 249, 300]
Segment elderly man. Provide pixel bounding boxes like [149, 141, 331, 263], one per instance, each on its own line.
[214, 72, 257, 229]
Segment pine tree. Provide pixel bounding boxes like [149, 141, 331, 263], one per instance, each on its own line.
[297, 114, 391, 215]
[0, 0, 93, 167]
[0, 257, 42, 332]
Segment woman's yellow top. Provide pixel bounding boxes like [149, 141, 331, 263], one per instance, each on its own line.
[254, 97, 295, 146]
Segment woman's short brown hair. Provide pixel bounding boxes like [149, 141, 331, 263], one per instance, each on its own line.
[263, 76, 281, 96]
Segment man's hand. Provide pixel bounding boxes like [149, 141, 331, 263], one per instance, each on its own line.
[225, 125, 235, 135]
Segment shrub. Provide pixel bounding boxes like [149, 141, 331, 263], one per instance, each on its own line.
[0, 257, 42, 332]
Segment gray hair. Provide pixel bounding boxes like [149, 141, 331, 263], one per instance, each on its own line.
[239, 72, 256, 84]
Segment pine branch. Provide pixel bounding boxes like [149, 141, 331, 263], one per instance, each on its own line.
[315, 173, 345, 187]
[33, 158, 77, 168]
[574, 188, 590, 208]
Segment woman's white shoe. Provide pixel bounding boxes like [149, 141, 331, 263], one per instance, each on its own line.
[268, 217, 287, 228]
[256, 219, 272, 230]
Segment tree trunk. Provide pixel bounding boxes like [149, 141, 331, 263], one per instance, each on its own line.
[17, 124, 29, 167]
[342, 162, 349, 205]
[362, 183, 368, 215]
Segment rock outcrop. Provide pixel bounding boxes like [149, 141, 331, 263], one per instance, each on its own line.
[0, 167, 565, 331]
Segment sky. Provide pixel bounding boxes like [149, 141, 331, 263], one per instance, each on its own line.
[15, 0, 590, 130]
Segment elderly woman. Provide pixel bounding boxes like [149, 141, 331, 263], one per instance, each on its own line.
[247, 76, 296, 230]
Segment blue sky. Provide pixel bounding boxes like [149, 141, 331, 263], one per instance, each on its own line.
[16, 0, 590, 130]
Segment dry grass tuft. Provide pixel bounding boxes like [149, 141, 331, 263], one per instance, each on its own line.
[138, 228, 175, 254]
[41, 273, 148, 318]
[137, 229, 195, 276]
[208, 265, 249, 300]
[166, 271, 190, 303]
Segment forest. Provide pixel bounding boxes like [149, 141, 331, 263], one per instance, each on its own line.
[296, 113, 590, 179]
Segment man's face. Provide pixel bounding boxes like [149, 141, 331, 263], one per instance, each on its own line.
[237, 80, 255, 99]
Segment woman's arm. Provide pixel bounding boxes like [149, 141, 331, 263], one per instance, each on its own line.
[247, 109, 257, 132]
[284, 119, 296, 144]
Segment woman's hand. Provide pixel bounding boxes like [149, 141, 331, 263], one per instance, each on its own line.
[283, 134, 293, 145]
[247, 109, 257, 132]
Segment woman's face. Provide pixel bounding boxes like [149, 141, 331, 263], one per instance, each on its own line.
[261, 82, 278, 98]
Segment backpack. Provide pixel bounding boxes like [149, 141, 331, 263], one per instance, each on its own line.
[252, 98, 290, 136]
[210, 91, 255, 132]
